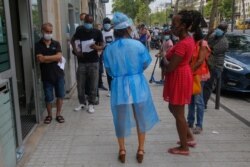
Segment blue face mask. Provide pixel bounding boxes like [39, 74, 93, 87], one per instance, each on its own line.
[84, 23, 93, 30]
[215, 28, 224, 37]
[104, 24, 111, 30]
[164, 35, 170, 41]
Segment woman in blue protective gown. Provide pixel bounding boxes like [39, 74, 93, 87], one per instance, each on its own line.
[103, 12, 159, 164]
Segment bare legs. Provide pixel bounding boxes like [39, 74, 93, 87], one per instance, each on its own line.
[117, 105, 145, 163]
[169, 104, 194, 151]
[46, 103, 52, 117]
[56, 98, 63, 116]
[46, 98, 63, 117]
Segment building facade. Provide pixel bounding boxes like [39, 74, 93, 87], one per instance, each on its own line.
[0, 0, 106, 166]
[235, 0, 250, 19]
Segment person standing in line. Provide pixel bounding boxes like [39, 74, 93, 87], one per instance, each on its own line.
[79, 13, 87, 24]
[203, 22, 229, 109]
[163, 10, 197, 155]
[156, 28, 173, 83]
[71, 14, 104, 113]
[97, 20, 109, 91]
[139, 24, 151, 50]
[101, 17, 115, 96]
[35, 23, 65, 124]
[75, 13, 101, 103]
[103, 12, 159, 164]
[187, 11, 211, 134]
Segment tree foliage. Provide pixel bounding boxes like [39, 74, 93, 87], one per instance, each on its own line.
[112, 0, 155, 23]
[150, 7, 172, 26]
[204, 0, 233, 20]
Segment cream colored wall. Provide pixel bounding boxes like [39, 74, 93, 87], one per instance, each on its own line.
[41, 0, 62, 42]
[81, 0, 89, 14]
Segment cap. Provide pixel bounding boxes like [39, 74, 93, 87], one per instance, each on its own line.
[112, 12, 133, 29]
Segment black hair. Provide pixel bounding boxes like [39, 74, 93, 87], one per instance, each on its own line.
[178, 10, 193, 30]
[84, 14, 94, 23]
[178, 10, 206, 41]
[103, 17, 111, 24]
[114, 28, 128, 38]
[193, 28, 203, 41]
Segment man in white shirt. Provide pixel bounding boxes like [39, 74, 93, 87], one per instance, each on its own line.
[100, 17, 115, 96]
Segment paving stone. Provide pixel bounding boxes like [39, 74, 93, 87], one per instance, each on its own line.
[22, 50, 250, 167]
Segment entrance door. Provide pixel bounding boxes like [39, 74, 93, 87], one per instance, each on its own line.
[9, 0, 38, 139]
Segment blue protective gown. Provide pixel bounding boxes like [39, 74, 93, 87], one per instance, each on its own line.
[103, 38, 159, 138]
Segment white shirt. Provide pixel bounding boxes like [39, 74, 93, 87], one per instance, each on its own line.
[102, 29, 114, 47]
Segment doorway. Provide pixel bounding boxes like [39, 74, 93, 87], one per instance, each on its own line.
[8, 0, 43, 140]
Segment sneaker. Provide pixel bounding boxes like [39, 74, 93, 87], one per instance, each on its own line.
[74, 104, 86, 111]
[192, 127, 203, 134]
[87, 105, 95, 113]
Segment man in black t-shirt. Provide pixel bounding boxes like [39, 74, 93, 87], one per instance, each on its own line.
[35, 23, 65, 124]
[71, 14, 104, 113]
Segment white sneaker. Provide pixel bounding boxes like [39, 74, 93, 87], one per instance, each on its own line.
[87, 105, 95, 113]
[74, 104, 85, 111]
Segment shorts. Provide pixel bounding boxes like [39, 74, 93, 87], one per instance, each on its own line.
[43, 77, 65, 103]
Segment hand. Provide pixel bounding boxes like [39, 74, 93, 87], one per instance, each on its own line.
[37, 55, 45, 63]
[155, 53, 161, 57]
[162, 57, 169, 66]
[75, 52, 82, 57]
[90, 44, 98, 50]
[59, 57, 62, 63]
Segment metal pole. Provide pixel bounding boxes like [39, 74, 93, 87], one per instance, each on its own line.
[215, 76, 222, 109]
[231, 0, 235, 32]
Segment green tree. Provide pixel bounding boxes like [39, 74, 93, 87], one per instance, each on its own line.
[135, 2, 151, 24]
[150, 7, 172, 26]
[218, 0, 233, 20]
[112, 0, 154, 20]
[204, 0, 233, 20]
[112, 0, 137, 18]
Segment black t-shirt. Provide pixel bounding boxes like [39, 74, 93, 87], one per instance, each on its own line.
[35, 39, 64, 83]
[73, 27, 103, 63]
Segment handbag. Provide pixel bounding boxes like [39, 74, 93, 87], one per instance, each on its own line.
[193, 75, 201, 95]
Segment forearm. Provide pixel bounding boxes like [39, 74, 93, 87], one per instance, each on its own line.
[95, 45, 104, 51]
[38, 53, 62, 63]
[71, 37, 79, 54]
[165, 55, 182, 73]
[44, 54, 62, 63]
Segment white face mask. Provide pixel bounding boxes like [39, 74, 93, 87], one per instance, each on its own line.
[188, 32, 194, 36]
[43, 33, 53, 41]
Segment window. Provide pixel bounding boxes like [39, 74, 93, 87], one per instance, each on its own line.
[0, 0, 10, 72]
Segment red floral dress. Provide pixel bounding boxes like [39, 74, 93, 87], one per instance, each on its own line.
[163, 36, 195, 105]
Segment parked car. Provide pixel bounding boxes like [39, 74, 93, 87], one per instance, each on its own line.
[221, 33, 250, 92]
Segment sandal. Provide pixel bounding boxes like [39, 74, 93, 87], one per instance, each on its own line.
[118, 149, 126, 163]
[168, 147, 189, 156]
[177, 140, 197, 147]
[56, 115, 65, 123]
[44, 116, 52, 124]
[136, 149, 145, 163]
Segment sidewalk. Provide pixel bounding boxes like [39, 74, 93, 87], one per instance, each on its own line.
[21, 50, 250, 167]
